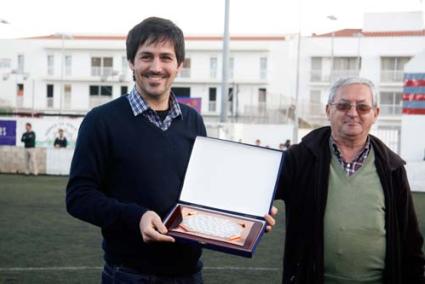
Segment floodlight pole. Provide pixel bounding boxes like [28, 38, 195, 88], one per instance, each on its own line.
[220, 0, 230, 123]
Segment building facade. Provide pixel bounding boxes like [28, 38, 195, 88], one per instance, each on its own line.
[0, 35, 290, 124]
[0, 11, 424, 150]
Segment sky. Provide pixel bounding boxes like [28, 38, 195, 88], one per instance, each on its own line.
[0, 0, 424, 38]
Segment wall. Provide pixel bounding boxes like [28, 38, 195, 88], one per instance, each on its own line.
[0, 146, 46, 174]
[0, 146, 73, 175]
[401, 116, 425, 161]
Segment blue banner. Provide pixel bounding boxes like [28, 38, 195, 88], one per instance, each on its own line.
[0, 120, 17, 145]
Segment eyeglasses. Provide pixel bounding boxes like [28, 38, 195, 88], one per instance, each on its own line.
[329, 102, 373, 114]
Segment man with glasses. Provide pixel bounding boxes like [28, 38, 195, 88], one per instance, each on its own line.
[276, 77, 425, 283]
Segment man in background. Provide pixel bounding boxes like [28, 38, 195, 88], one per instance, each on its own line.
[53, 128, 67, 148]
[21, 122, 37, 175]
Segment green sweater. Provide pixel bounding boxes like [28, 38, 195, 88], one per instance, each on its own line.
[324, 148, 386, 283]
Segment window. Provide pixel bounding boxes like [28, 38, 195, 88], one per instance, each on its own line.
[89, 85, 112, 97]
[260, 57, 267, 80]
[90, 85, 99, 96]
[171, 87, 191, 98]
[380, 57, 411, 82]
[380, 91, 402, 115]
[101, 86, 112, 96]
[46, 84, 54, 108]
[47, 55, 54, 75]
[178, 58, 191, 78]
[121, 86, 128, 96]
[333, 57, 359, 71]
[310, 57, 322, 81]
[17, 54, 24, 73]
[210, 57, 217, 79]
[91, 57, 101, 76]
[65, 55, 72, 76]
[89, 85, 113, 108]
[208, 87, 217, 112]
[331, 57, 360, 81]
[91, 57, 113, 76]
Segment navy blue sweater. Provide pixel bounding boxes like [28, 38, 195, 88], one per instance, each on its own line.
[66, 96, 206, 275]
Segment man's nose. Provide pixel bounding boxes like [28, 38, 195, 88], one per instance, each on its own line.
[150, 57, 162, 72]
[346, 105, 358, 116]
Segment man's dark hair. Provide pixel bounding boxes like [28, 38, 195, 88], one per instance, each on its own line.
[126, 17, 185, 65]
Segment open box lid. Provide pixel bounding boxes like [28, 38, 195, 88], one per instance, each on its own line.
[179, 136, 283, 218]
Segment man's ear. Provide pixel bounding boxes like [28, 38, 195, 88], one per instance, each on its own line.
[128, 60, 134, 70]
[373, 106, 380, 122]
[325, 104, 331, 120]
[177, 61, 184, 72]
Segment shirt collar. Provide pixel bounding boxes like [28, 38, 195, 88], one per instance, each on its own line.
[127, 86, 182, 119]
[329, 135, 371, 163]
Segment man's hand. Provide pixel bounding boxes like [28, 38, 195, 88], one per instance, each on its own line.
[264, 206, 278, 233]
[139, 211, 175, 243]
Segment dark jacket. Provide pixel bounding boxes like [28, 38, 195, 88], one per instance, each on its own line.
[277, 126, 425, 284]
[54, 137, 67, 148]
[21, 131, 36, 148]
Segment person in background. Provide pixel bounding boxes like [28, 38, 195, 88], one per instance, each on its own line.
[276, 77, 425, 283]
[255, 139, 261, 146]
[21, 122, 38, 175]
[53, 128, 68, 148]
[66, 17, 276, 284]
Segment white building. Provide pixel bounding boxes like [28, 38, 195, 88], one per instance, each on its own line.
[0, 11, 424, 150]
[295, 11, 425, 152]
[0, 34, 289, 123]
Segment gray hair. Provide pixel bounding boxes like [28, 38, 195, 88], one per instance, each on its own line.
[327, 77, 378, 106]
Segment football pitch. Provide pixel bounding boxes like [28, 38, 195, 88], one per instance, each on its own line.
[0, 174, 286, 284]
[1, 174, 425, 284]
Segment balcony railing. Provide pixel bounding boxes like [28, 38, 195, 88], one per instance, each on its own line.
[330, 70, 360, 81]
[310, 69, 360, 82]
[177, 68, 191, 78]
[241, 105, 291, 124]
[381, 70, 404, 82]
[91, 67, 101, 76]
[91, 67, 114, 77]
[208, 101, 216, 112]
[89, 96, 111, 108]
[379, 104, 402, 116]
